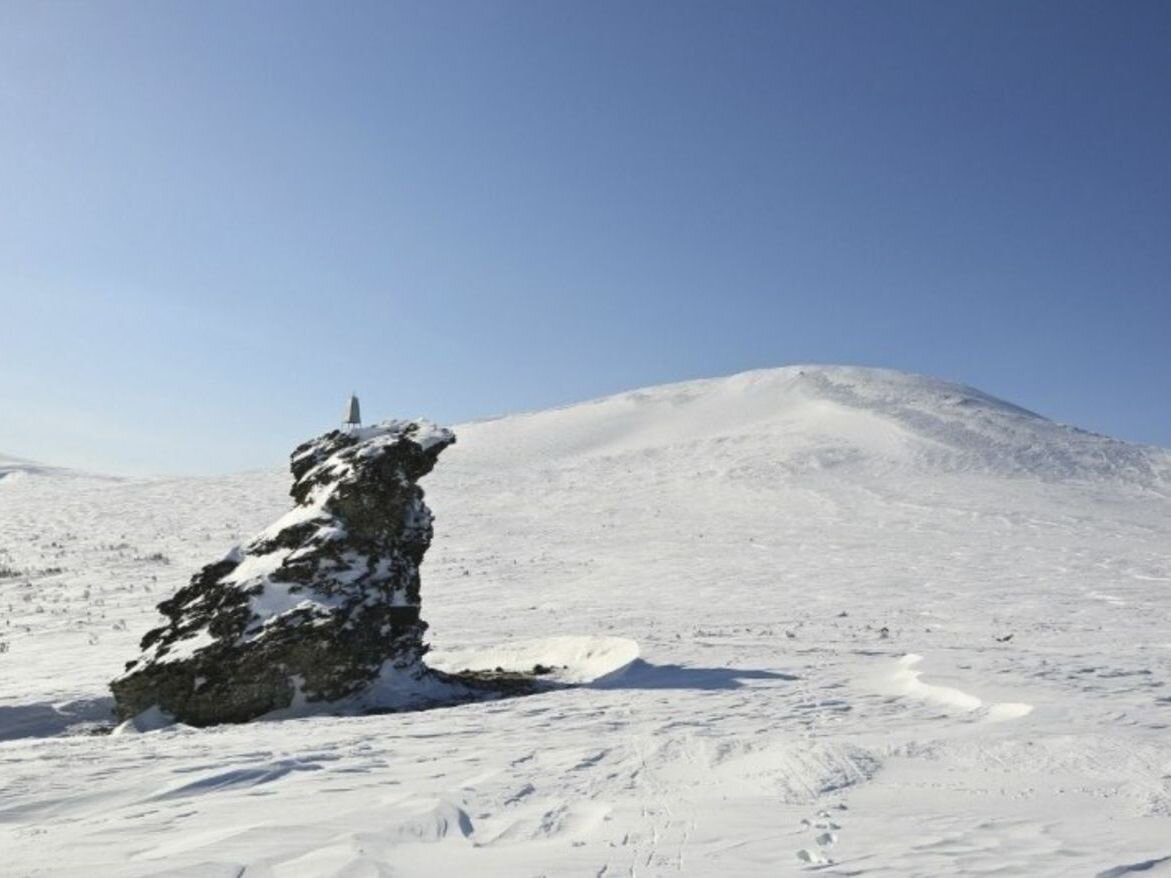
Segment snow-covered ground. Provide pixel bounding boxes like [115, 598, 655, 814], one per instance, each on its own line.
[2, 365, 1170, 877]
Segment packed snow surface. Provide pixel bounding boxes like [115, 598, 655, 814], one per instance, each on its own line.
[2, 365, 1170, 876]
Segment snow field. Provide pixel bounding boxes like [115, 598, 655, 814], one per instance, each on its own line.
[2, 365, 1170, 876]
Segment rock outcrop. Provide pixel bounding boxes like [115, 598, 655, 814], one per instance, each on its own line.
[111, 420, 455, 726]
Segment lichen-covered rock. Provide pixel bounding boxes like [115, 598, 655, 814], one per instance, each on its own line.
[110, 420, 455, 726]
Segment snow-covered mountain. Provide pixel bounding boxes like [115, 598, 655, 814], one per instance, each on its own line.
[0, 452, 121, 485]
[448, 365, 1171, 484]
[2, 365, 1170, 877]
[0, 453, 75, 482]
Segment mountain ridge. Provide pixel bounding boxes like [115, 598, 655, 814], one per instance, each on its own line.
[448, 365, 1171, 488]
[4, 365, 1168, 488]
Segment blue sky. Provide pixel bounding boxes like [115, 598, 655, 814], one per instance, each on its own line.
[1, 1, 1168, 474]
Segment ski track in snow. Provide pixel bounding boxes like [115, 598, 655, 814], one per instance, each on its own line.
[1, 365, 1171, 876]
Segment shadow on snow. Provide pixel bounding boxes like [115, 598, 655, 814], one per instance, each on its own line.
[591, 658, 798, 691]
[0, 697, 115, 742]
[0, 662, 798, 739]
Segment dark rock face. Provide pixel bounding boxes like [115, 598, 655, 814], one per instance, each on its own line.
[110, 420, 455, 726]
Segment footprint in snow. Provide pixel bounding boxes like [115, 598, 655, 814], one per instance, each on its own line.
[796, 847, 831, 866]
[796, 805, 847, 869]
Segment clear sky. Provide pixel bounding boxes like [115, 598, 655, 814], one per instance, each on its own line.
[1, 1, 1168, 475]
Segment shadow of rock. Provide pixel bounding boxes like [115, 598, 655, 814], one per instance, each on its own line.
[0, 697, 115, 741]
[1096, 855, 1171, 878]
[591, 659, 798, 691]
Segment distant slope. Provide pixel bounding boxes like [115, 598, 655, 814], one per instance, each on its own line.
[0, 453, 112, 483]
[449, 365, 1171, 488]
[0, 453, 63, 481]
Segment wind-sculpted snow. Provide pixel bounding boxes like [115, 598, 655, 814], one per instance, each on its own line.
[2, 366, 1171, 876]
[428, 635, 640, 685]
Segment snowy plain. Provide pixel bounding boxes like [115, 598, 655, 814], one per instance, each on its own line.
[2, 365, 1171, 877]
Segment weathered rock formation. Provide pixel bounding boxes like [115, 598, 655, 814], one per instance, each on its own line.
[111, 420, 455, 726]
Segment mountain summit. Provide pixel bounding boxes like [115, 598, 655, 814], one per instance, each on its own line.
[447, 365, 1170, 488]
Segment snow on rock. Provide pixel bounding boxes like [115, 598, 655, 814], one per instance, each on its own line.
[109, 420, 456, 726]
